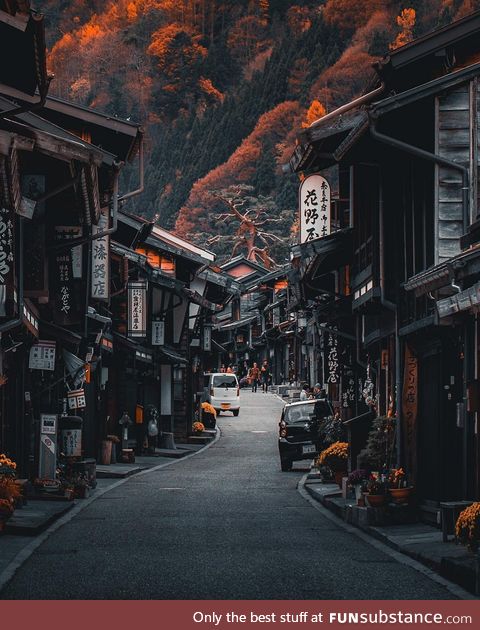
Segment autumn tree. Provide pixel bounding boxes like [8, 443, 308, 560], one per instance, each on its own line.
[390, 8, 416, 50]
[302, 100, 326, 128]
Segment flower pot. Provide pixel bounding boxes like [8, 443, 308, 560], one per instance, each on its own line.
[334, 471, 346, 487]
[390, 487, 413, 504]
[365, 493, 388, 508]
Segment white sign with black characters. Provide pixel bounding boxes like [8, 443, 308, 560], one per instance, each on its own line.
[299, 174, 331, 243]
[203, 325, 211, 352]
[91, 207, 110, 300]
[152, 320, 165, 346]
[29, 340, 56, 371]
[326, 332, 339, 384]
[128, 282, 147, 338]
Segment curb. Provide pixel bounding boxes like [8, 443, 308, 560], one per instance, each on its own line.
[297, 474, 475, 601]
[0, 427, 221, 594]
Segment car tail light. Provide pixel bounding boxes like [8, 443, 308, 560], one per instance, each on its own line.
[279, 420, 286, 428]
[237, 386, 240, 396]
[280, 429, 287, 438]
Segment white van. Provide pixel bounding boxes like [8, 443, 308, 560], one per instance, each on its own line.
[203, 372, 240, 416]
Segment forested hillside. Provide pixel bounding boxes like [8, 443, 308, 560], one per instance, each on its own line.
[39, 0, 480, 262]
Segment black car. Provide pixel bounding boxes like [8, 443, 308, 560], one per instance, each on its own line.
[278, 399, 333, 471]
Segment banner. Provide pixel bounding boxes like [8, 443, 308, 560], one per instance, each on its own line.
[128, 282, 147, 338]
[402, 344, 418, 483]
[0, 205, 14, 317]
[91, 207, 110, 300]
[299, 174, 330, 243]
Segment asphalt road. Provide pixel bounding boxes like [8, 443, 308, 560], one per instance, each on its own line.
[1, 391, 457, 599]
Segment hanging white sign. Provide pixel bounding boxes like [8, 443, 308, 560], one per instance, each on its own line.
[299, 174, 331, 243]
[128, 282, 147, 337]
[67, 388, 86, 410]
[152, 320, 165, 346]
[29, 340, 56, 371]
[91, 207, 110, 300]
[203, 325, 211, 352]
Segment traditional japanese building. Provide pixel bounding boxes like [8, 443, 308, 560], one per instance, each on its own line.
[288, 9, 480, 517]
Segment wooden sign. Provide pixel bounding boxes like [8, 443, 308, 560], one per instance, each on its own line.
[128, 282, 147, 338]
[67, 389, 86, 410]
[91, 207, 110, 300]
[402, 344, 418, 482]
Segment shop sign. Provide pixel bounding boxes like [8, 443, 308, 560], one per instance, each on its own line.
[0, 206, 14, 316]
[326, 331, 339, 384]
[152, 320, 165, 346]
[40, 414, 57, 435]
[67, 388, 86, 410]
[21, 175, 45, 219]
[55, 226, 83, 278]
[402, 345, 418, 483]
[54, 251, 74, 324]
[273, 307, 280, 327]
[128, 282, 147, 338]
[342, 373, 356, 408]
[203, 325, 211, 352]
[29, 340, 56, 371]
[299, 174, 330, 243]
[61, 429, 82, 457]
[91, 207, 110, 300]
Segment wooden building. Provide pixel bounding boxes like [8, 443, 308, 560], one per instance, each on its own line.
[288, 10, 480, 518]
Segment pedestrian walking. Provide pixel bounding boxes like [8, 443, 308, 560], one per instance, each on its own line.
[248, 362, 260, 392]
[260, 360, 270, 393]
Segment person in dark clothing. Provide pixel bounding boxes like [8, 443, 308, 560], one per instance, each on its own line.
[249, 362, 260, 392]
[260, 360, 271, 393]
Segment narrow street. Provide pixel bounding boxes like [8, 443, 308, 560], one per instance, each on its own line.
[1, 392, 456, 600]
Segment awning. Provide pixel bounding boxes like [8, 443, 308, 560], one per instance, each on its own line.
[289, 111, 368, 173]
[436, 282, 480, 319]
[182, 287, 222, 312]
[264, 298, 286, 314]
[404, 243, 480, 296]
[216, 315, 257, 331]
[212, 339, 227, 353]
[343, 410, 375, 426]
[113, 333, 153, 363]
[291, 227, 353, 269]
[39, 320, 82, 348]
[158, 345, 188, 365]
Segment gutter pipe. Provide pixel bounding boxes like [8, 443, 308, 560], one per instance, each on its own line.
[118, 134, 144, 204]
[308, 83, 386, 130]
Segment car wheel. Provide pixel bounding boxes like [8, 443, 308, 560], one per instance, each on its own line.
[232, 409, 239, 417]
[280, 457, 292, 472]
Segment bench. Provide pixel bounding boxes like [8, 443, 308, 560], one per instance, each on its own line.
[440, 501, 473, 542]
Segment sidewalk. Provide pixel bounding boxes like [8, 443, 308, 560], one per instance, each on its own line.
[0, 441, 210, 585]
[302, 476, 479, 597]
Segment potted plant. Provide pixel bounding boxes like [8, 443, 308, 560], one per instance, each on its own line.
[456, 503, 480, 551]
[388, 467, 413, 504]
[0, 454, 20, 530]
[192, 421, 205, 435]
[365, 474, 388, 507]
[348, 469, 368, 505]
[318, 441, 349, 486]
[201, 402, 217, 429]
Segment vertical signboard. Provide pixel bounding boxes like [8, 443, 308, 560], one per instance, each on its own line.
[402, 344, 418, 483]
[203, 325, 212, 352]
[326, 331, 339, 384]
[91, 207, 110, 300]
[0, 206, 14, 317]
[152, 320, 165, 346]
[128, 281, 147, 337]
[55, 226, 83, 278]
[299, 174, 331, 243]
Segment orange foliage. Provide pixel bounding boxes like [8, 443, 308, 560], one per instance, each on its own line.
[287, 6, 313, 36]
[302, 100, 326, 128]
[175, 101, 300, 235]
[148, 23, 207, 70]
[323, 0, 386, 34]
[198, 77, 224, 102]
[390, 8, 416, 50]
